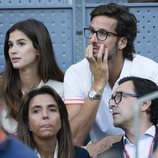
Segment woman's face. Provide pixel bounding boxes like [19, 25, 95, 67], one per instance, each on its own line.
[8, 30, 39, 70]
[28, 94, 61, 140]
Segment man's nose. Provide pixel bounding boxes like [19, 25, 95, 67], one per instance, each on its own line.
[90, 33, 98, 43]
[109, 100, 117, 111]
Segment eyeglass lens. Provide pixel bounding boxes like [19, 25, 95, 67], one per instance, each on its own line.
[109, 92, 122, 105]
[84, 28, 108, 41]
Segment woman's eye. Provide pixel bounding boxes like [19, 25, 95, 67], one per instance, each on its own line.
[8, 43, 13, 48]
[49, 108, 56, 112]
[18, 42, 25, 46]
[33, 109, 40, 113]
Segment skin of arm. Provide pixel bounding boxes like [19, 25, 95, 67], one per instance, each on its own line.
[86, 135, 122, 158]
[66, 44, 109, 145]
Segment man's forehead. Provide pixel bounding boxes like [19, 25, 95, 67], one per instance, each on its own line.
[117, 80, 134, 91]
[90, 15, 117, 31]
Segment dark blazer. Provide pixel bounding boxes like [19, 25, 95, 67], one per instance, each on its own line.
[75, 146, 90, 158]
[97, 127, 158, 158]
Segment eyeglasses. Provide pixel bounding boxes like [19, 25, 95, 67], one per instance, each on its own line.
[108, 91, 138, 111]
[84, 28, 119, 41]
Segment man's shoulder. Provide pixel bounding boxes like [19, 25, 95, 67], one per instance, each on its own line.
[65, 58, 91, 78]
[128, 54, 158, 80]
[67, 58, 89, 71]
[97, 139, 123, 158]
[133, 54, 158, 66]
[97, 148, 122, 158]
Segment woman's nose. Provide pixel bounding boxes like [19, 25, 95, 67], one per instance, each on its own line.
[10, 45, 18, 54]
[42, 110, 49, 119]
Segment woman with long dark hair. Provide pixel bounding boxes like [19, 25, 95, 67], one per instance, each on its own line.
[17, 86, 90, 158]
[1, 19, 64, 135]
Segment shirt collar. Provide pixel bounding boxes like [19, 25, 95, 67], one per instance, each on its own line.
[144, 125, 155, 138]
[123, 125, 156, 145]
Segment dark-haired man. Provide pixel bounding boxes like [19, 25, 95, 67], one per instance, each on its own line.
[98, 76, 158, 158]
[64, 3, 158, 157]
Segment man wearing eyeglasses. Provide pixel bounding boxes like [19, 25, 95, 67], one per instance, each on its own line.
[98, 76, 158, 158]
[64, 3, 158, 157]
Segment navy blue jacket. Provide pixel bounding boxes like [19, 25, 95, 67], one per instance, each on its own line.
[75, 146, 90, 158]
[0, 137, 38, 158]
[0, 137, 90, 158]
[98, 127, 158, 158]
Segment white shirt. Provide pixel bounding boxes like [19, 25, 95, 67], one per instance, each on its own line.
[64, 54, 158, 142]
[123, 126, 155, 158]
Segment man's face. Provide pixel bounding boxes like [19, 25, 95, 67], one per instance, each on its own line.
[89, 15, 120, 60]
[109, 81, 137, 129]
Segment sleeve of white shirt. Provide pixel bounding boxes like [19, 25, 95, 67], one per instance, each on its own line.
[64, 59, 91, 105]
[131, 55, 158, 86]
[64, 66, 85, 104]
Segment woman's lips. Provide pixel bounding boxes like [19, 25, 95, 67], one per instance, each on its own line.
[11, 57, 21, 63]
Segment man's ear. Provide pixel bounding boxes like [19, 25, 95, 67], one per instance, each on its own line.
[141, 100, 151, 112]
[118, 37, 127, 50]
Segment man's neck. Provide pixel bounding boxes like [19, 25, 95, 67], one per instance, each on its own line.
[124, 123, 154, 144]
[108, 55, 124, 88]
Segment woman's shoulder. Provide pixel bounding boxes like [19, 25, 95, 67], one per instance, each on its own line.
[1, 106, 17, 135]
[45, 79, 63, 92]
[41, 79, 64, 99]
[45, 79, 63, 86]
[74, 146, 90, 158]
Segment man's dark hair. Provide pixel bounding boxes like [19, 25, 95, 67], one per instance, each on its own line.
[90, 3, 137, 60]
[119, 76, 158, 125]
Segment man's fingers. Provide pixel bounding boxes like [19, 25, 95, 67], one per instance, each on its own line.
[103, 47, 108, 62]
[97, 44, 104, 62]
[86, 44, 96, 62]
